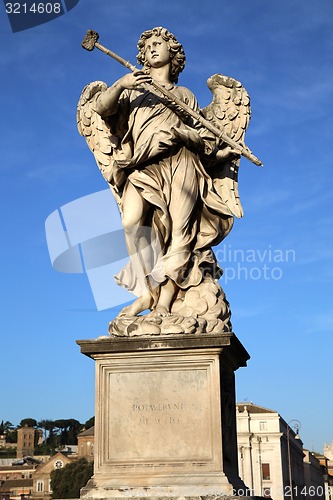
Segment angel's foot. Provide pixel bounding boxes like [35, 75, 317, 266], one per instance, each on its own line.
[150, 305, 171, 317]
[119, 293, 153, 317]
[149, 278, 177, 316]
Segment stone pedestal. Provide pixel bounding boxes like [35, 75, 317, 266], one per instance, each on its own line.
[77, 333, 250, 499]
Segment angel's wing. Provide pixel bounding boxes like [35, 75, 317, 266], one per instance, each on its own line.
[201, 74, 251, 219]
[77, 81, 125, 210]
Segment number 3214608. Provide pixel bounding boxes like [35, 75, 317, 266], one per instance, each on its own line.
[5, 3, 61, 14]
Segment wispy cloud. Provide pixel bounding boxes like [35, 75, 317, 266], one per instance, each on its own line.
[245, 188, 294, 212]
[232, 302, 272, 319]
[303, 310, 333, 334]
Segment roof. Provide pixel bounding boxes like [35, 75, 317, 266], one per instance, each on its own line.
[0, 464, 36, 471]
[0, 459, 16, 466]
[12, 457, 41, 465]
[34, 452, 72, 474]
[236, 402, 276, 414]
[78, 426, 95, 437]
[313, 452, 326, 459]
[0, 479, 33, 490]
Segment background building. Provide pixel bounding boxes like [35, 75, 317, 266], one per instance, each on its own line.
[316, 449, 333, 500]
[324, 442, 333, 478]
[31, 452, 73, 500]
[16, 427, 35, 459]
[0, 460, 38, 500]
[303, 450, 326, 500]
[236, 403, 308, 500]
[77, 427, 94, 460]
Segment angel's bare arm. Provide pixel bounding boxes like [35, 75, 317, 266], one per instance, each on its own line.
[95, 70, 152, 118]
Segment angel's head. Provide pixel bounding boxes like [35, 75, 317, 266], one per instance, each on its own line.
[137, 27, 186, 83]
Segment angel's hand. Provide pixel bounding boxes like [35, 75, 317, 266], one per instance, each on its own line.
[216, 145, 241, 161]
[96, 71, 152, 117]
[118, 70, 152, 91]
[171, 126, 204, 152]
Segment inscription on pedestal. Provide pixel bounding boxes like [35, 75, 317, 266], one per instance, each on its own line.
[107, 368, 211, 462]
[134, 401, 183, 426]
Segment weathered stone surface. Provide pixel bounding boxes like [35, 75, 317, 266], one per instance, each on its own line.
[108, 278, 232, 337]
[98, 350, 221, 468]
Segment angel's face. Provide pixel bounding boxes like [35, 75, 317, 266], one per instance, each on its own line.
[144, 35, 170, 69]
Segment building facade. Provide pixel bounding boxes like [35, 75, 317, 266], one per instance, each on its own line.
[31, 452, 73, 500]
[317, 445, 333, 500]
[0, 463, 37, 500]
[303, 450, 326, 500]
[16, 428, 35, 459]
[324, 442, 333, 478]
[236, 403, 308, 500]
[77, 427, 94, 460]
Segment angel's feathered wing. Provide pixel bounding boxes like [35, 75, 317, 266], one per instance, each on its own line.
[201, 74, 251, 218]
[77, 81, 125, 211]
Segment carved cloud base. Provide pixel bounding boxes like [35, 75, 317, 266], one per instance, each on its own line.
[77, 332, 250, 500]
[109, 276, 232, 337]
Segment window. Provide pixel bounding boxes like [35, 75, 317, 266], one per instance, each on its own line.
[262, 463, 271, 480]
[37, 480, 44, 492]
[260, 421, 267, 431]
[263, 487, 271, 498]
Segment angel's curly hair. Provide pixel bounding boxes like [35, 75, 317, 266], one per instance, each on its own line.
[136, 27, 186, 84]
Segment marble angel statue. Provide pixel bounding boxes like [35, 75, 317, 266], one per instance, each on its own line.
[77, 27, 258, 336]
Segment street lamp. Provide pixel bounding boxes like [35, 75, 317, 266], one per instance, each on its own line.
[287, 419, 301, 500]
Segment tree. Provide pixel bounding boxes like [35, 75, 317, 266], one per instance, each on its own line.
[5, 429, 17, 443]
[38, 419, 56, 443]
[0, 446, 16, 458]
[84, 417, 95, 429]
[65, 419, 82, 444]
[36, 418, 84, 453]
[50, 458, 93, 498]
[34, 442, 54, 455]
[0, 420, 14, 434]
[53, 418, 82, 446]
[20, 418, 37, 428]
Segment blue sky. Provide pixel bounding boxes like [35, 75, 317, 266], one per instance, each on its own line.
[1, 0, 332, 453]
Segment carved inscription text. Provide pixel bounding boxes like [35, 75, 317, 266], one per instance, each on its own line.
[132, 402, 184, 426]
